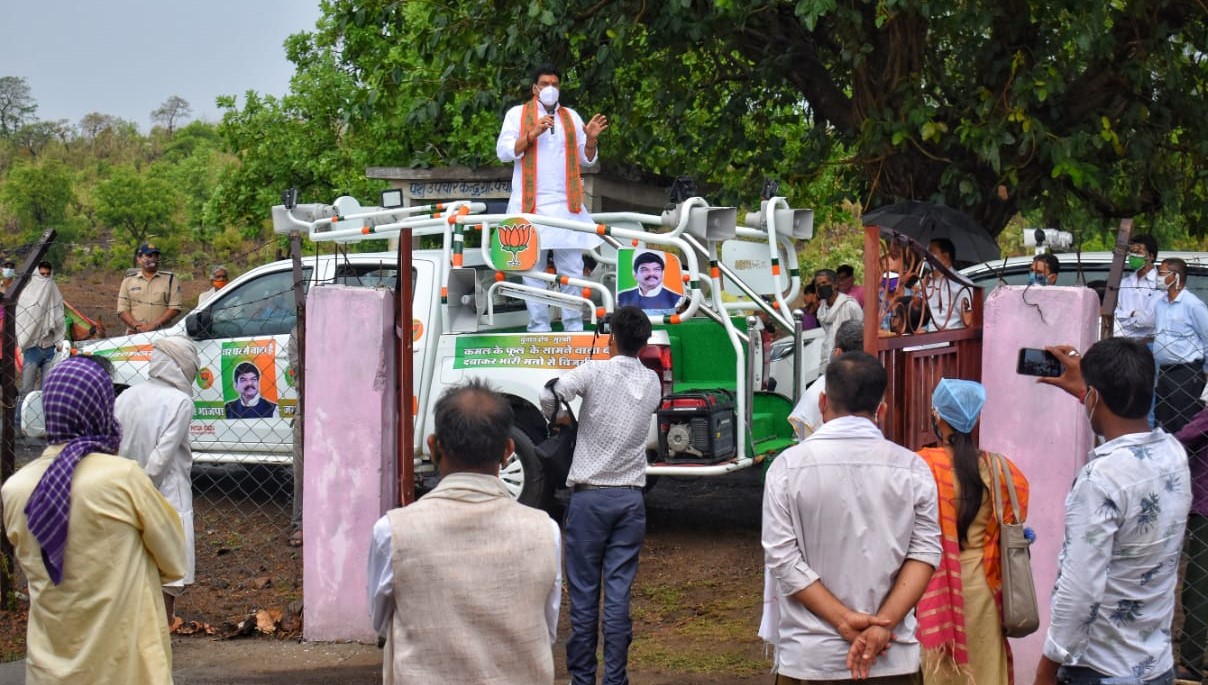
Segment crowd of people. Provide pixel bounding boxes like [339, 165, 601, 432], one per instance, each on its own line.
[3, 61, 1208, 685]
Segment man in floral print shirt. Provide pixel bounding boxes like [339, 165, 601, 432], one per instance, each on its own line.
[1037, 338, 1191, 685]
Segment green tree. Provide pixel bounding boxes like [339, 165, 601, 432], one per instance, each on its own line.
[0, 159, 75, 238]
[282, 0, 1208, 238]
[211, 37, 384, 235]
[94, 164, 180, 263]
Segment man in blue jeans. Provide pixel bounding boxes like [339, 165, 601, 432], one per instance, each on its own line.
[541, 306, 662, 685]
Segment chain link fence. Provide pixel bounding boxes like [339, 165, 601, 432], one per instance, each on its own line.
[1, 234, 308, 631]
[1150, 282, 1208, 684]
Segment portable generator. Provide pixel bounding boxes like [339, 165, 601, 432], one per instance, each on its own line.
[656, 389, 737, 464]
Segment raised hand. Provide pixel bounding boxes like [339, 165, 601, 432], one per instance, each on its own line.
[585, 114, 608, 139]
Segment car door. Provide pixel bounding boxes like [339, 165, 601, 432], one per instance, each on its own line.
[189, 266, 312, 463]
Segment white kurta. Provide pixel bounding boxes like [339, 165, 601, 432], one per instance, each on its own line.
[496, 102, 603, 250]
[115, 356, 196, 588]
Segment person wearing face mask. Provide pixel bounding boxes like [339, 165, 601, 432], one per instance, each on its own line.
[1035, 339, 1190, 685]
[116, 243, 182, 335]
[1114, 235, 1161, 340]
[197, 265, 229, 306]
[1152, 257, 1208, 433]
[16, 260, 66, 432]
[814, 268, 863, 374]
[496, 63, 609, 333]
[915, 379, 1029, 685]
[1028, 253, 1060, 286]
[0, 259, 16, 296]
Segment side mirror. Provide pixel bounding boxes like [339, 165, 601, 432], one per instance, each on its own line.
[185, 310, 213, 340]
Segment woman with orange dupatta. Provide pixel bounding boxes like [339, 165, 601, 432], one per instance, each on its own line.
[916, 378, 1029, 685]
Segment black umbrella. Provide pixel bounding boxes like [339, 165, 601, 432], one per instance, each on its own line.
[862, 201, 1001, 264]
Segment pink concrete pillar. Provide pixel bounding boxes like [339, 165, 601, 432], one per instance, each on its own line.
[303, 286, 398, 642]
[979, 285, 1099, 670]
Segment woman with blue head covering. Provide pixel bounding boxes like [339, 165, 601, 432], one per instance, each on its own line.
[1, 356, 186, 684]
[915, 378, 1030, 685]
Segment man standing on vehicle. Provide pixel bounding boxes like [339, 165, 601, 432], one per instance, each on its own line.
[369, 379, 561, 685]
[116, 243, 183, 334]
[1153, 257, 1208, 433]
[814, 269, 863, 373]
[763, 351, 940, 683]
[496, 64, 609, 333]
[1036, 339, 1190, 685]
[1114, 234, 1161, 340]
[541, 306, 662, 685]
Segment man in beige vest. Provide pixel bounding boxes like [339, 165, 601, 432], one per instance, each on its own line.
[368, 379, 562, 684]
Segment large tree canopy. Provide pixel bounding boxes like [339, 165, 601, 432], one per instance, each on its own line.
[224, 0, 1208, 237]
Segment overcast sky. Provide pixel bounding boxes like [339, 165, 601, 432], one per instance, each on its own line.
[0, 0, 323, 130]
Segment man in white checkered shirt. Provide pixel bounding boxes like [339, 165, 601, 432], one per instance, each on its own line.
[541, 305, 661, 685]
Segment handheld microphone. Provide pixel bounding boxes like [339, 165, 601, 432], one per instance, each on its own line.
[546, 104, 555, 136]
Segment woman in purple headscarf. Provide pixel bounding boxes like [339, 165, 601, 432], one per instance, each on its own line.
[2, 356, 186, 685]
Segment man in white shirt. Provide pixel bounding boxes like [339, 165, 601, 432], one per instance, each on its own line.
[496, 63, 609, 332]
[542, 305, 662, 685]
[788, 319, 864, 440]
[1037, 338, 1190, 685]
[763, 351, 941, 683]
[814, 269, 863, 373]
[924, 238, 972, 331]
[368, 379, 562, 685]
[1114, 235, 1161, 340]
[197, 265, 229, 306]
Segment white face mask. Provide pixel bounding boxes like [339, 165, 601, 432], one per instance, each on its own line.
[538, 85, 559, 108]
[1, 268, 13, 279]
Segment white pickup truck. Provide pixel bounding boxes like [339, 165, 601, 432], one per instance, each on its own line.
[26, 195, 824, 509]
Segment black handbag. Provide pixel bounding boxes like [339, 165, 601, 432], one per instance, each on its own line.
[535, 378, 577, 489]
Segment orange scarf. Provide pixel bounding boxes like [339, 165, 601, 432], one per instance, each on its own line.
[519, 98, 583, 213]
[916, 447, 1030, 684]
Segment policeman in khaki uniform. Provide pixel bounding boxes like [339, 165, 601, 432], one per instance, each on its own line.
[116, 243, 183, 334]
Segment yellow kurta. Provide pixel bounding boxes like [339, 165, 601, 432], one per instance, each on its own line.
[2, 446, 186, 685]
[925, 467, 1010, 685]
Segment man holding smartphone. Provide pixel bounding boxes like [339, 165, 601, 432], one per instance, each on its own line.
[1036, 339, 1190, 685]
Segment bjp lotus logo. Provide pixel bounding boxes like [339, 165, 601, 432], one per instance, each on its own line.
[197, 367, 215, 390]
[491, 218, 540, 271]
[285, 366, 297, 388]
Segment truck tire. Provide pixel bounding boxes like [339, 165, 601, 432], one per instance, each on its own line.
[500, 428, 549, 510]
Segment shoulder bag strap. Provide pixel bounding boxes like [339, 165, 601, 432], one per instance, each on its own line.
[990, 452, 1024, 525]
[989, 451, 1006, 525]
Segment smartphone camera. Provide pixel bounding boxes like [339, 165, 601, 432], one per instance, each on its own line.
[1017, 347, 1062, 377]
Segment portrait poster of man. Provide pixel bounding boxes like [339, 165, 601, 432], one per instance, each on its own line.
[221, 340, 279, 419]
[616, 249, 684, 315]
